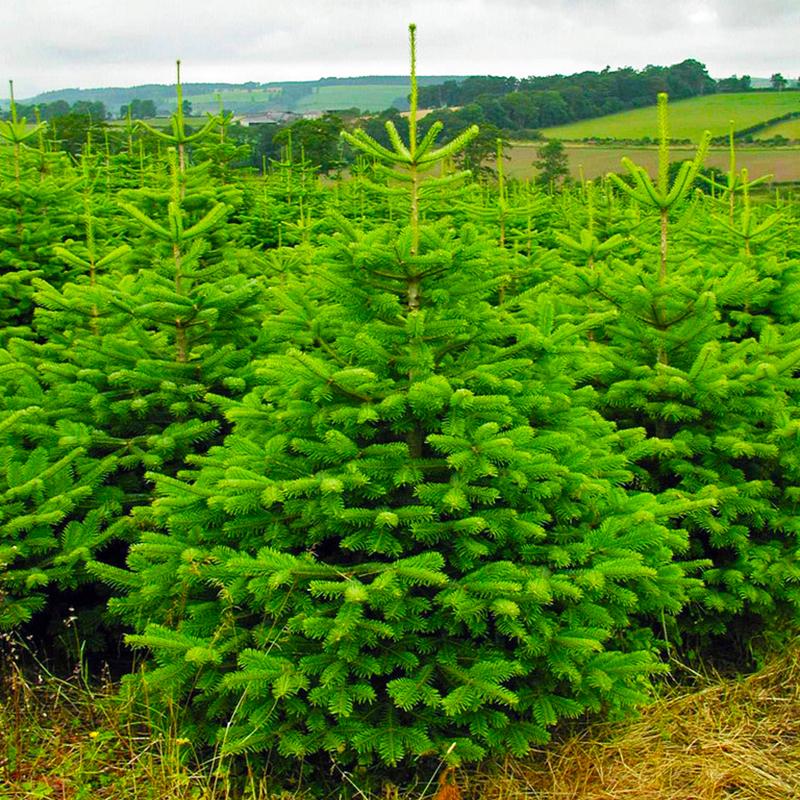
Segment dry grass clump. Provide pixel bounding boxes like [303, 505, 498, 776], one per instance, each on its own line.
[466, 645, 800, 800]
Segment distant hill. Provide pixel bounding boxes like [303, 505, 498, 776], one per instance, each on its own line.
[14, 76, 467, 117]
[4, 71, 797, 125]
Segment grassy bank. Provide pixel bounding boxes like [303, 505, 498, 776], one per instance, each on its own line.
[3, 639, 799, 799]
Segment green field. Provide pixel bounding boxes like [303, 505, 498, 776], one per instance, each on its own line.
[755, 118, 800, 140]
[542, 92, 800, 142]
[507, 142, 800, 182]
[180, 84, 408, 114]
[149, 84, 408, 115]
[183, 88, 284, 113]
[292, 84, 407, 112]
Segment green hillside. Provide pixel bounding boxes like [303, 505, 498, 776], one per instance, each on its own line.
[755, 118, 800, 140]
[292, 84, 408, 112]
[15, 76, 463, 116]
[542, 92, 800, 142]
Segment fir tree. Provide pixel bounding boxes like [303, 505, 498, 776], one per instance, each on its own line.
[1, 81, 265, 631]
[563, 95, 800, 646]
[111, 28, 706, 769]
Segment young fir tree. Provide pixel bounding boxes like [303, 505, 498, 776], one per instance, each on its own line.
[238, 132, 329, 252]
[563, 95, 800, 646]
[0, 81, 80, 344]
[110, 28, 706, 772]
[0, 349, 122, 628]
[0, 83, 265, 631]
[330, 153, 408, 230]
[452, 138, 555, 301]
[683, 138, 798, 340]
[191, 98, 253, 185]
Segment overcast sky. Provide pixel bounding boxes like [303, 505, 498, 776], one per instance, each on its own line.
[3, 0, 799, 98]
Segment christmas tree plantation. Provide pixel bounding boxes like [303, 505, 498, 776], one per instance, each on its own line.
[1, 24, 800, 781]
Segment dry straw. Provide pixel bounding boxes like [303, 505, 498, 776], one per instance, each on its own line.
[465, 645, 800, 800]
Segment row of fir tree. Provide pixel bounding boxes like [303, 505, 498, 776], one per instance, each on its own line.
[2, 31, 800, 777]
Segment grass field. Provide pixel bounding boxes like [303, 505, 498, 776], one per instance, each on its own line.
[541, 92, 800, 142]
[177, 84, 407, 114]
[755, 118, 800, 140]
[507, 142, 800, 182]
[183, 88, 283, 113]
[292, 84, 407, 112]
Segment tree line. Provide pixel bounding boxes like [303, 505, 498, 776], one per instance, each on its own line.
[1, 97, 174, 122]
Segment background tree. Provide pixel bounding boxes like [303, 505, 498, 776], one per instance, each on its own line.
[273, 114, 346, 173]
[71, 100, 107, 120]
[717, 75, 752, 93]
[534, 139, 569, 189]
[771, 73, 787, 91]
[39, 100, 71, 120]
[121, 98, 158, 120]
[455, 122, 508, 178]
[48, 113, 107, 157]
[666, 59, 715, 98]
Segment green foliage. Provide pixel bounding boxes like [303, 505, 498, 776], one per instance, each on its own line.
[115, 213, 700, 766]
[0, 73, 265, 632]
[534, 140, 569, 189]
[1, 28, 800, 785]
[557, 98, 800, 645]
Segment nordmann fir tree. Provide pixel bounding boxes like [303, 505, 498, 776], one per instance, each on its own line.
[453, 138, 555, 303]
[0, 94, 113, 628]
[111, 27, 708, 773]
[0, 81, 80, 345]
[39, 154, 257, 495]
[564, 95, 800, 646]
[1, 83, 263, 631]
